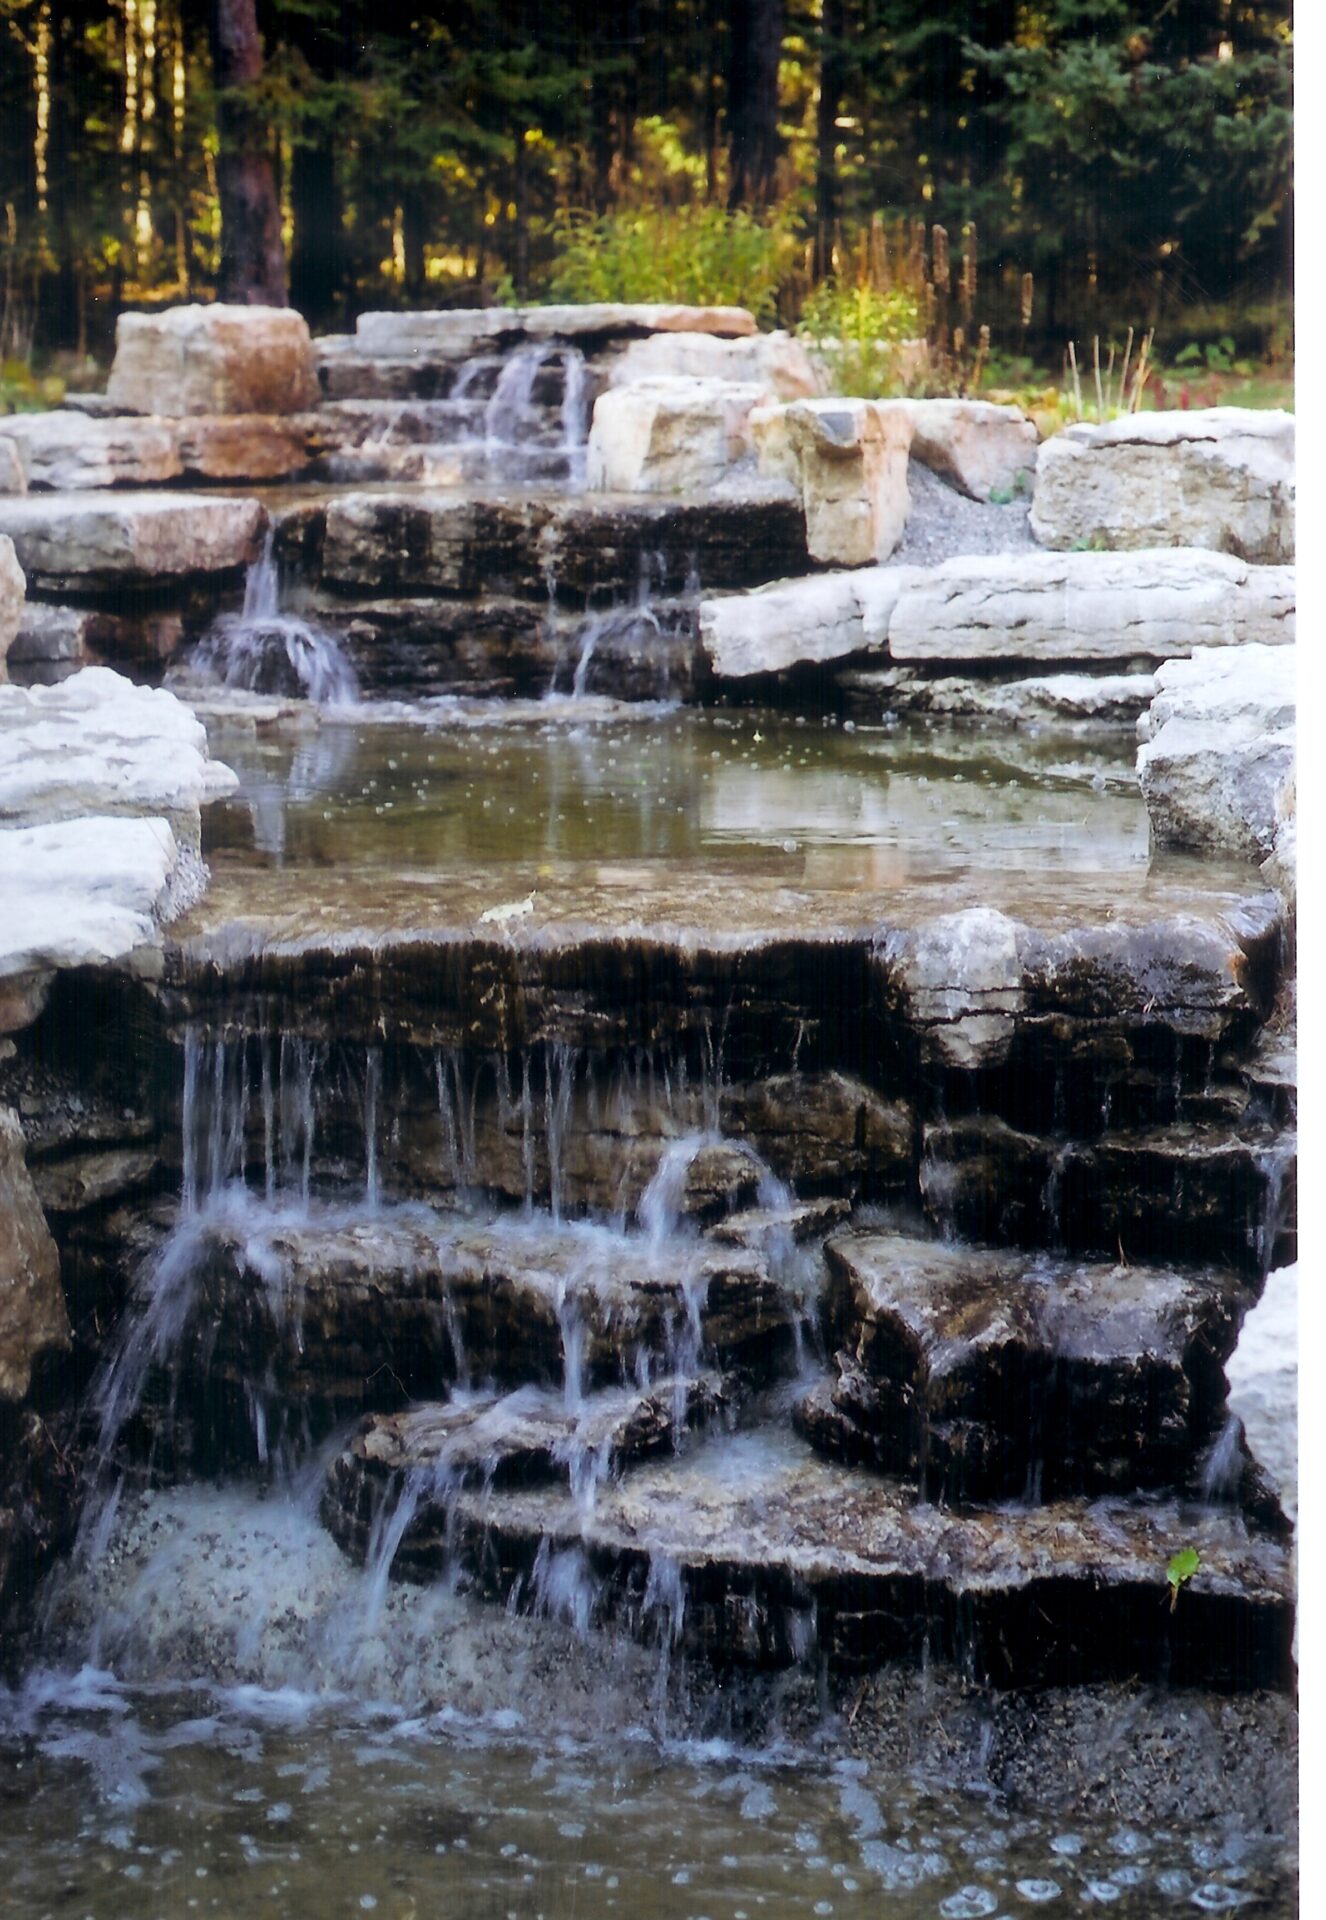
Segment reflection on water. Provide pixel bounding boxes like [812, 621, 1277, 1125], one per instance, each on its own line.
[203, 709, 1154, 887]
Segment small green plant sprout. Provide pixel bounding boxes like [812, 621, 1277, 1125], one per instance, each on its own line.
[988, 485, 1014, 506]
[1166, 1546, 1201, 1611]
[1175, 335, 1253, 378]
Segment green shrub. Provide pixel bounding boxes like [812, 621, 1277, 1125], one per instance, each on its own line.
[795, 278, 923, 397]
[546, 203, 790, 324]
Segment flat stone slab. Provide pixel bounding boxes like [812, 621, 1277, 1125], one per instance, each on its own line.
[0, 535, 22, 677]
[354, 305, 758, 359]
[840, 666, 1158, 727]
[701, 548, 1293, 679]
[318, 488, 807, 598]
[1031, 407, 1294, 563]
[608, 329, 818, 400]
[1137, 644, 1295, 861]
[812, 1230, 1248, 1499]
[159, 1204, 808, 1433]
[322, 1417, 1294, 1690]
[0, 492, 264, 589]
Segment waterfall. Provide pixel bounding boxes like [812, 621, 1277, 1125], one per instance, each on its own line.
[192, 529, 360, 707]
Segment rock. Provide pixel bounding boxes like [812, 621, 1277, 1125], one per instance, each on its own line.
[0, 438, 24, 495]
[155, 1207, 808, 1455]
[0, 667, 237, 851]
[759, 399, 914, 565]
[877, 398, 1039, 501]
[0, 536, 23, 681]
[176, 415, 313, 482]
[839, 665, 1158, 726]
[886, 548, 1294, 663]
[586, 378, 765, 493]
[608, 329, 819, 400]
[30, 1147, 160, 1214]
[700, 570, 876, 679]
[319, 490, 807, 598]
[0, 412, 182, 490]
[353, 305, 758, 359]
[0, 491, 265, 590]
[6, 603, 185, 687]
[1137, 645, 1295, 859]
[1225, 1264, 1296, 1536]
[322, 1415, 1293, 1689]
[816, 1229, 1247, 1500]
[0, 1105, 69, 1402]
[890, 906, 1024, 1070]
[106, 304, 319, 416]
[1030, 408, 1295, 562]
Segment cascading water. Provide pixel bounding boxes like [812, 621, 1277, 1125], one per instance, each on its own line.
[191, 529, 360, 705]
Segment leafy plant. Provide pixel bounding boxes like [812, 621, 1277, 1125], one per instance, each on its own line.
[547, 203, 792, 323]
[1166, 1546, 1201, 1611]
[0, 360, 64, 415]
[1174, 336, 1254, 378]
[797, 277, 923, 397]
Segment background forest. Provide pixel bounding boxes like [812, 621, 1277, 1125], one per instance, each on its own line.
[0, 1, 1293, 374]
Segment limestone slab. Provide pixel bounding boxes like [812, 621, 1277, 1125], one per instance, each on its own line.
[1, 411, 182, 490]
[0, 438, 24, 495]
[0, 491, 264, 588]
[1226, 1263, 1296, 1537]
[0, 536, 23, 680]
[700, 570, 875, 678]
[107, 304, 319, 415]
[608, 329, 819, 400]
[354, 305, 758, 359]
[176, 415, 313, 482]
[1030, 407, 1294, 562]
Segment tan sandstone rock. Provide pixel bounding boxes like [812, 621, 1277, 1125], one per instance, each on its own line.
[107, 304, 319, 416]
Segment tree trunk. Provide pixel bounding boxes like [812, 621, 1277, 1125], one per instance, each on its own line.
[290, 138, 341, 326]
[815, 0, 846, 277]
[726, 0, 783, 209]
[402, 188, 428, 302]
[211, 0, 287, 305]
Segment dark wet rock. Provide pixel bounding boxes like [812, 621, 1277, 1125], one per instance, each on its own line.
[324, 1374, 736, 1556]
[29, 1147, 160, 1215]
[814, 1229, 1249, 1499]
[318, 490, 807, 599]
[328, 1419, 1293, 1690]
[144, 1206, 809, 1466]
[7, 602, 187, 687]
[708, 1195, 850, 1251]
[920, 1115, 1053, 1244]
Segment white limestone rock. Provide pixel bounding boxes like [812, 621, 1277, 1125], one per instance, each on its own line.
[0, 814, 180, 974]
[877, 398, 1039, 501]
[587, 378, 765, 494]
[107, 304, 319, 416]
[355, 305, 758, 359]
[0, 666, 238, 855]
[841, 666, 1158, 727]
[608, 330, 820, 401]
[0, 536, 23, 681]
[0, 437, 26, 495]
[887, 548, 1294, 663]
[760, 399, 914, 566]
[888, 907, 1025, 1069]
[701, 572, 872, 679]
[1, 411, 183, 490]
[1136, 645, 1295, 860]
[1226, 1262, 1296, 1536]
[0, 491, 264, 588]
[1031, 407, 1294, 562]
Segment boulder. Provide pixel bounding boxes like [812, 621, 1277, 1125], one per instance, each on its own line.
[6, 603, 184, 687]
[889, 905, 1024, 1069]
[0, 1106, 69, 1403]
[877, 398, 1039, 501]
[886, 548, 1294, 663]
[586, 378, 765, 494]
[1136, 644, 1295, 859]
[1030, 408, 1294, 562]
[0, 667, 237, 852]
[106, 304, 319, 416]
[0, 536, 23, 681]
[758, 399, 914, 565]
[0, 412, 182, 490]
[0, 491, 264, 590]
[814, 1229, 1247, 1499]
[354, 305, 758, 359]
[176, 415, 313, 482]
[608, 329, 819, 400]
[0, 438, 24, 496]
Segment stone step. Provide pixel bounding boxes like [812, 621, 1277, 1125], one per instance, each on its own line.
[143, 1204, 812, 1461]
[806, 1230, 1249, 1500]
[0, 492, 265, 592]
[319, 1416, 1294, 1691]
